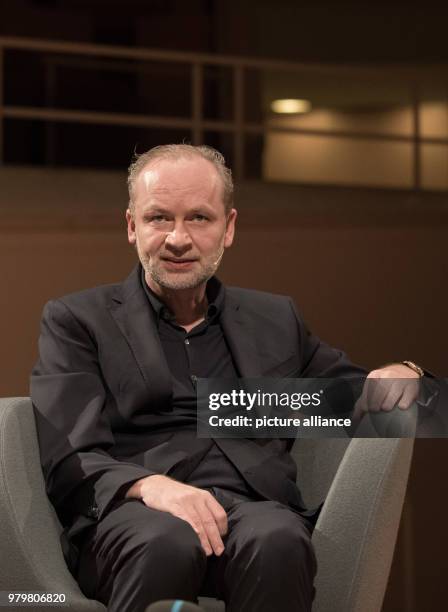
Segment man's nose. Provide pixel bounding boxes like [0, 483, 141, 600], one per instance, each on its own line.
[164, 224, 192, 253]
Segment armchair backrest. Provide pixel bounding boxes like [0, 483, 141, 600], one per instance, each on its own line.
[290, 438, 351, 509]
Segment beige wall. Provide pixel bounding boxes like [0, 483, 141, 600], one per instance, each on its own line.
[264, 107, 448, 190]
[2, 222, 446, 396]
[0, 166, 447, 609]
[1, 167, 446, 393]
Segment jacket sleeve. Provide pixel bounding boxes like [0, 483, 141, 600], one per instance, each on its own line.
[31, 299, 153, 522]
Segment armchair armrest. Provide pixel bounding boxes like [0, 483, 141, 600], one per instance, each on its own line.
[311, 433, 414, 612]
[0, 397, 105, 611]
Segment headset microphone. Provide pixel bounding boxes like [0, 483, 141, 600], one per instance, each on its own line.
[213, 247, 225, 267]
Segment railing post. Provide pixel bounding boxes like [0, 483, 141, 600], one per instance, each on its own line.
[192, 62, 203, 145]
[412, 81, 421, 191]
[233, 65, 244, 181]
[44, 57, 57, 165]
[0, 45, 4, 165]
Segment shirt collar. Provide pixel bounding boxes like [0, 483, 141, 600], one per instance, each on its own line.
[140, 265, 224, 324]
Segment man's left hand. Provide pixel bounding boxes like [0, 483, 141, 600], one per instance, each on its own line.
[353, 363, 421, 423]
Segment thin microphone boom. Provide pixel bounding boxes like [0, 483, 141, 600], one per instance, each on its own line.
[213, 247, 225, 267]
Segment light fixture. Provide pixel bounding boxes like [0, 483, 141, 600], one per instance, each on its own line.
[271, 98, 312, 114]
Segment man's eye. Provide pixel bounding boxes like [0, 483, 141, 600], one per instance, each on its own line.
[149, 215, 168, 223]
[191, 214, 208, 222]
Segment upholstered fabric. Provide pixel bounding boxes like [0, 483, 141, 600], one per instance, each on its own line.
[0, 397, 104, 611]
[0, 398, 414, 612]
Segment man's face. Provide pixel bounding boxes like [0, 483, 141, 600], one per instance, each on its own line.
[126, 156, 237, 293]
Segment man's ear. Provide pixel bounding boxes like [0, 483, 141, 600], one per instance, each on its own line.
[224, 208, 237, 248]
[126, 208, 136, 245]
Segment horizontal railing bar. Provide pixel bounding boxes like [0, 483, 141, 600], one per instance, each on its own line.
[44, 55, 189, 73]
[3, 106, 237, 132]
[244, 123, 448, 144]
[0, 36, 439, 79]
[3, 106, 194, 129]
[4, 106, 448, 145]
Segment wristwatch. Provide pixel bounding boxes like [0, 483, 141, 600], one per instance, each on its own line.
[401, 360, 425, 377]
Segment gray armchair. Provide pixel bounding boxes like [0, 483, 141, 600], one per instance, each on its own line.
[0, 397, 414, 612]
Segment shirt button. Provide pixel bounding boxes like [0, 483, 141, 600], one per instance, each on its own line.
[185, 339, 190, 345]
[87, 504, 99, 519]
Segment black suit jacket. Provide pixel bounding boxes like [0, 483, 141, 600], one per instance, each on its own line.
[31, 265, 366, 533]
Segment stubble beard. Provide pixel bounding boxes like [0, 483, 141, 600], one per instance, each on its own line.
[136, 239, 223, 291]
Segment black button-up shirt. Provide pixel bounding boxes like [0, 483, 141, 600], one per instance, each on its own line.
[141, 269, 257, 498]
[141, 271, 238, 410]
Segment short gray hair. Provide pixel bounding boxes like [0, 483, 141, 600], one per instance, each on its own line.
[127, 144, 234, 217]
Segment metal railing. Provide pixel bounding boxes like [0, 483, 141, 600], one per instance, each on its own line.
[0, 35, 447, 189]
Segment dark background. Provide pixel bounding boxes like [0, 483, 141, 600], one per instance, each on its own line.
[2, 0, 448, 61]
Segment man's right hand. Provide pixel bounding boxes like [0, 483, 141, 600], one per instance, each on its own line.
[126, 475, 228, 557]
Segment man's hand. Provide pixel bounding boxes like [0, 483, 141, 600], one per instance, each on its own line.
[353, 363, 421, 423]
[126, 475, 228, 557]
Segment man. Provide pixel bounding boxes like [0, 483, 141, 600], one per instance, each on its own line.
[31, 144, 422, 612]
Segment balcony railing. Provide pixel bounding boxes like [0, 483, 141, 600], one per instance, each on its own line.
[0, 36, 447, 191]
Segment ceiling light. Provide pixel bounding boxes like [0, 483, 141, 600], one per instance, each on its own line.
[271, 99, 312, 114]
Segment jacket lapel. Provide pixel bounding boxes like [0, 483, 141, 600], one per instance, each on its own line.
[107, 269, 263, 396]
[107, 265, 172, 401]
[221, 290, 262, 378]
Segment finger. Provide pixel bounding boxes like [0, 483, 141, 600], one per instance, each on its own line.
[375, 380, 396, 411]
[196, 501, 225, 556]
[397, 382, 418, 410]
[380, 385, 404, 411]
[204, 494, 228, 536]
[365, 378, 389, 412]
[178, 507, 213, 557]
[355, 383, 370, 416]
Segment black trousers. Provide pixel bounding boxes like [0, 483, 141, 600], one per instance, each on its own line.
[75, 489, 317, 612]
